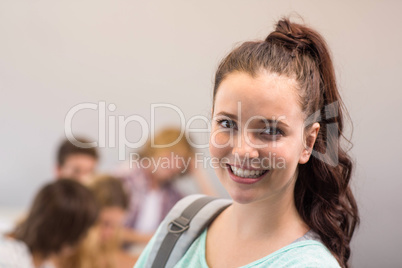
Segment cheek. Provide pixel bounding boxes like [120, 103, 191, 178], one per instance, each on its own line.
[262, 139, 302, 170]
[209, 128, 232, 159]
[83, 161, 96, 173]
[209, 141, 219, 159]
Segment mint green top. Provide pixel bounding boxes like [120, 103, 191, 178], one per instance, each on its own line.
[134, 228, 341, 268]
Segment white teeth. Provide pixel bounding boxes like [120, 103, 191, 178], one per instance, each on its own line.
[229, 166, 268, 178]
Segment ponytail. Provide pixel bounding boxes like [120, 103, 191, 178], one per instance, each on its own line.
[272, 19, 359, 268]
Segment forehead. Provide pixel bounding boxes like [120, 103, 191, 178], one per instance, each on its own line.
[64, 153, 97, 165]
[214, 71, 303, 120]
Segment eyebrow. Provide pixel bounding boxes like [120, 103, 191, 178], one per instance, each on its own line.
[259, 118, 289, 128]
[215, 112, 289, 128]
[215, 112, 238, 120]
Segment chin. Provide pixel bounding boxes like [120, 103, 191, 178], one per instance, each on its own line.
[222, 182, 261, 205]
[217, 170, 262, 204]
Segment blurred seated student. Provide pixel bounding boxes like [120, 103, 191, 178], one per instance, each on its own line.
[55, 137, 99, 184]
[1, 179, 98, 268]
[116, 127, 217, 244]
[57, 175, 137, 268]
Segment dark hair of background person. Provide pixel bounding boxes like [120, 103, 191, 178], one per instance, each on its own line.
[212, 17, 359, 268]
[12, 179, 99, 258]
[57, 137, 99, 167]
[89, 174, 129, 210]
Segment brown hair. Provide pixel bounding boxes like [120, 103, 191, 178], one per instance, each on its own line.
[13, 179, 99, 257]
[213, 18, 359, 267]
[138, 127, 194, 160]
[59, 175, 130, 268]
[88, 174, 129, 210]
[57, 137, 99, 167]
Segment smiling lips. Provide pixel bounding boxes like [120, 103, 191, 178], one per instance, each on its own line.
[227, 164, 269, 184]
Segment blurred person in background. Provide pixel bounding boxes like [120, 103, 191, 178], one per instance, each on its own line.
[56, 174, 136, 268]
[116, 127, 217, 246]
[0, 179, 98, 268]
[55, 137, 99, 184]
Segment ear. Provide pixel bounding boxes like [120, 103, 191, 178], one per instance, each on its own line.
[299, 122, 320, 164]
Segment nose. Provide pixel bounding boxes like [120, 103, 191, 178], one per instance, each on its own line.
[232, 130, 259, 159]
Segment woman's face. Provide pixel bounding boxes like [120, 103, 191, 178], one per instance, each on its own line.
[209, 70, 318, 204]
[151, 150, 188, 184]
[98, 206, 126, 243]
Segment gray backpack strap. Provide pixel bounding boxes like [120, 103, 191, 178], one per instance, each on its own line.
[145, 194, 232, 268]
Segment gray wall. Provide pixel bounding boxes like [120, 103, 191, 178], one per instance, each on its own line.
[1, 1, 401, 267]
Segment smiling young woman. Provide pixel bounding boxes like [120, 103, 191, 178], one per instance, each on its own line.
[135, 17, 359, 268]
[206, 18, 359, 268]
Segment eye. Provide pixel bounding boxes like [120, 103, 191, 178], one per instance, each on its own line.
[262, 127, 283, 136]
[216, 119, 237, 130]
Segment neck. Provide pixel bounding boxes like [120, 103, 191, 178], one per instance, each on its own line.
[227, 181, 308, 241]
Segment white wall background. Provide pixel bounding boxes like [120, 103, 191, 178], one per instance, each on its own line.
[1, 1, 401, 267]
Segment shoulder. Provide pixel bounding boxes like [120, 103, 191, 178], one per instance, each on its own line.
[0, 236, 35, 268]
[265, 240, 341, 268]
[134, 195, 231, 267]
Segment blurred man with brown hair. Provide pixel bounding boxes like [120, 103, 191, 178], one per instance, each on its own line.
[55, 137, 99, 184]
